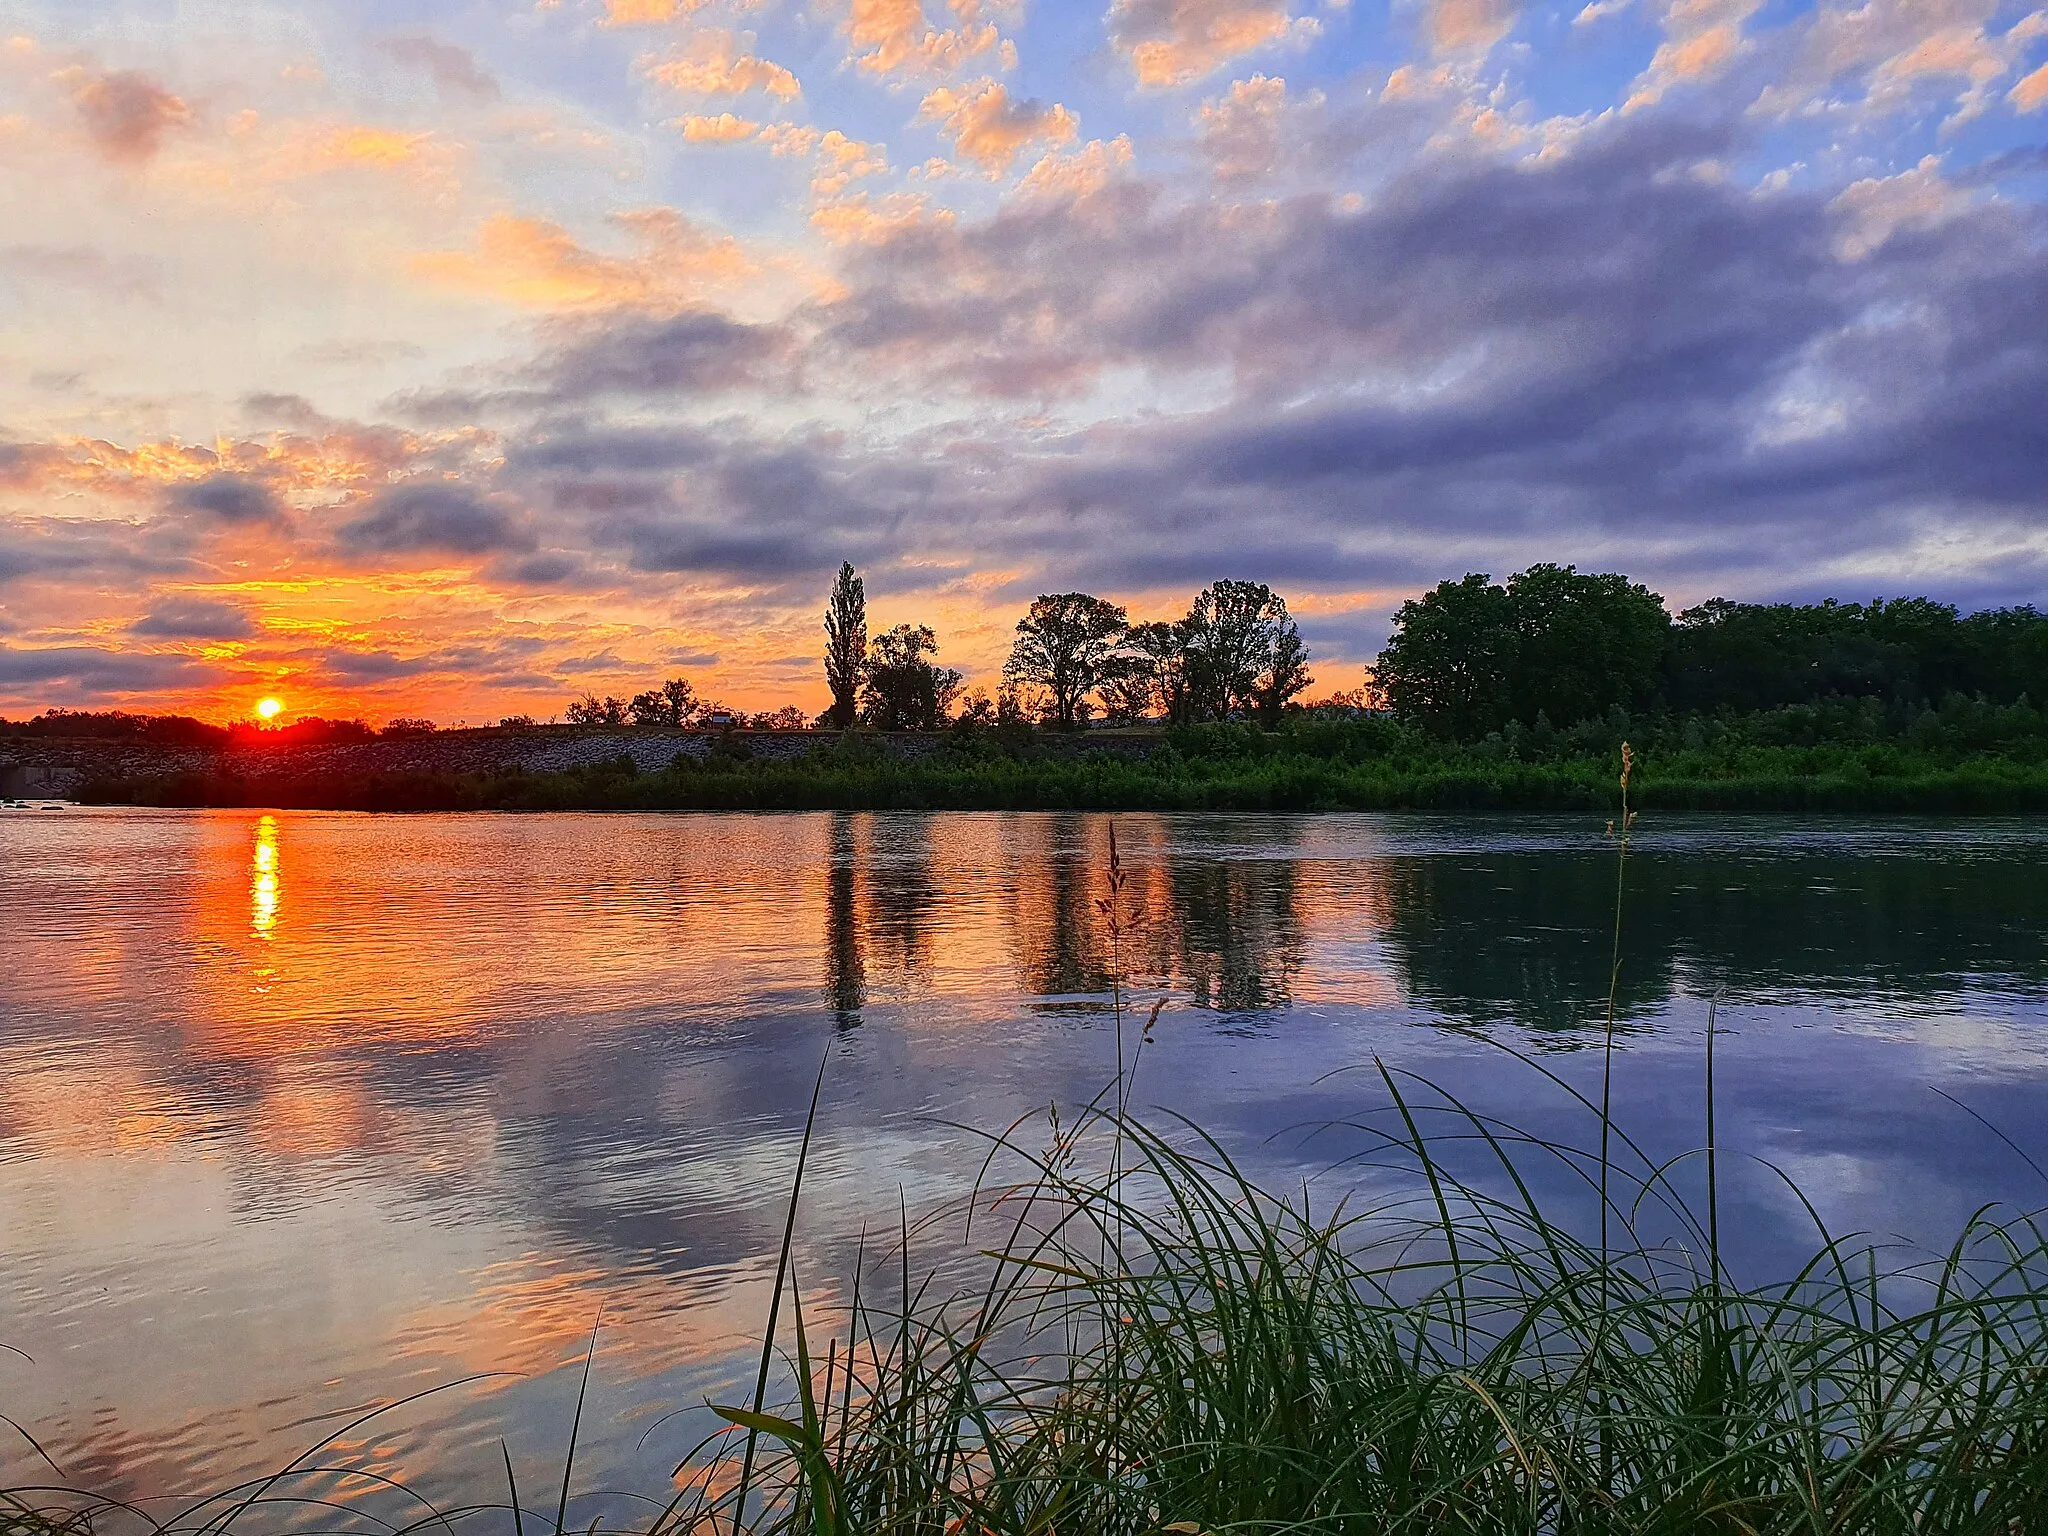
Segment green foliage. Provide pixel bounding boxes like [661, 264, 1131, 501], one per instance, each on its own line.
[676, 1094, 2048, 1536]
[76, 696, 2048, 813]
[1379, 566, 1667, 737]
[1382, 569, 2048, 742]
[823, 563, 867, 731]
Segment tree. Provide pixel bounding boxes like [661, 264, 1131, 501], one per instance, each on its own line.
[1505, 564, 1668, 727]
[1376, 574, 1518, 738]
[1097, 656, 1158, 723]
[953, 689, 998, 728]
[628, 677, 698, 726]
[1003, 593, 1130, 728]
[1378, 566, 1669, 738]
[823, 562, 867, 729]
[861, 624, 962, 730]
[755, 704, 811, 731]
[1253, 614, 1314, 726]
[566, 693, 626, 727]
[1180, 580, 1293, 720]
[1121, 620, 1192, 722]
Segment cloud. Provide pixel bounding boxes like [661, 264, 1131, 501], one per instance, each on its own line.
[1019, 136, 1135, 198]
[336, 483, 533, 556]
[1423, 0, 1520, 54]
[1197, 74, 1290, 178]
[129, 596, 257, 639]
[62, 67, 192, 162]
[675, 112, 761, 141]
[599, 0, 706, 24]
[642, 41, 800, 100]
[2013, 60, 2048, 111]
[0, 244, 161, 301]
[841, 0, 1009, 77]
[1107, 0, 1314, 87]
[919, 80, 1077, 174]
[172, 472, 284, 524]
[378, 34, 501, 100]
[540, 309, 787, 395]
[1625, 0, 1761, 110]
[0, 644, 217, 691]
[1754, 0, 2047, 127]
[413, 210, 755, 311]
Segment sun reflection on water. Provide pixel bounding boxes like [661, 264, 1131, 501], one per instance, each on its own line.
[250, 815, 279, 939]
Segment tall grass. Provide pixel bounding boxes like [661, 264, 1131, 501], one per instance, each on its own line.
[12, 764, 2048, 1534]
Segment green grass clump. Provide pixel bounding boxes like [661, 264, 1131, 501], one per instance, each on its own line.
[658, 1081, 2048, 1536]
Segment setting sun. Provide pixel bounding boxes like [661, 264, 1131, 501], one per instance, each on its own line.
[255, 697, 283, 721]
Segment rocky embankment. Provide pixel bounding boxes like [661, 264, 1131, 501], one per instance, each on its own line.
[0, 725, 1160, 799]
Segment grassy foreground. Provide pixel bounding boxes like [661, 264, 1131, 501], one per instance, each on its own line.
[73, 699, 2048, 813]
[10, 791, 2048, 1534]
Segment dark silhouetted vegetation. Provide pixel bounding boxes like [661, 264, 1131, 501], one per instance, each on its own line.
[1380, 566, 2048, 741]
[823, 561, 867, 730]
[73, 693, 2048, 812]
[0, 709, 378, 749]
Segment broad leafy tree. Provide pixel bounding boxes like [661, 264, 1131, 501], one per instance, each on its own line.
[1004, 593, 1130, 728]
[1120, 620, 1193, 722]
[1505, 564, 1669, 728]
[1253, 615, 1314, 726]
[1376, 574, 1519, 738]
[627, 677, 697, 726]
[565, 693, 627, 727]
[861, 624, 963, 729]
[1181, 580, 1298, 721]
[823, 562, 867, 729]
[1379, 566, 1668, 737]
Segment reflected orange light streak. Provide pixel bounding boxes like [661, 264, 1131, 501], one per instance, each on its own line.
[250, 815, 279, 938]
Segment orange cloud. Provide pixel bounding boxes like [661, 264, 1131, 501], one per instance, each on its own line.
[919, 78, 1076, 174]
[1625, 0, 1761, 110]
[599, 0, 706, 23]
[1828, 154, 1967, 259]
[642, 42, 802, 99]
[1424, 0, 1519, 54]
[1018, 134, 1134, 198]
[810, 190, 950, 242]
[411, 210, 754, 311]
[2015, 59, 2048, 111]
[1754, 0, 2044, 126]
[845, 0, 1008, 76]
[1197, 72, 1287, 177]
[676, 111, 761, 140]
[1108, 0, 1314, 87]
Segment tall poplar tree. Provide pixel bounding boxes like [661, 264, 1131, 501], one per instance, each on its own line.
[823, 562, 867, 728]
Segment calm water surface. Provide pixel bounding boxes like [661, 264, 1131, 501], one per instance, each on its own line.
[2, 808, 2045, 1511]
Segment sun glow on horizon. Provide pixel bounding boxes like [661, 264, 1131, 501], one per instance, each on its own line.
[255, 697, 283, 720]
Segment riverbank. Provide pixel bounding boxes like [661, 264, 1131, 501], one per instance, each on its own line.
[64, 716, 2048, 812]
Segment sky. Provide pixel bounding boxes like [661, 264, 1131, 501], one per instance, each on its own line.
[0, 0, 2044, 723]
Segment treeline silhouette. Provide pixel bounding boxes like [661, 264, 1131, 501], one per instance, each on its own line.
[1380, 565, 2048, 739]
[0, 710, 387, 747]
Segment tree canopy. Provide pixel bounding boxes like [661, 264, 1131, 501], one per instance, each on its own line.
[861, 624, 963, 730]
[1004, 593, 1130, 728]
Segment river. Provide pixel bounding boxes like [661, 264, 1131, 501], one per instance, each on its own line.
[2, 808, 2044, 1515]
